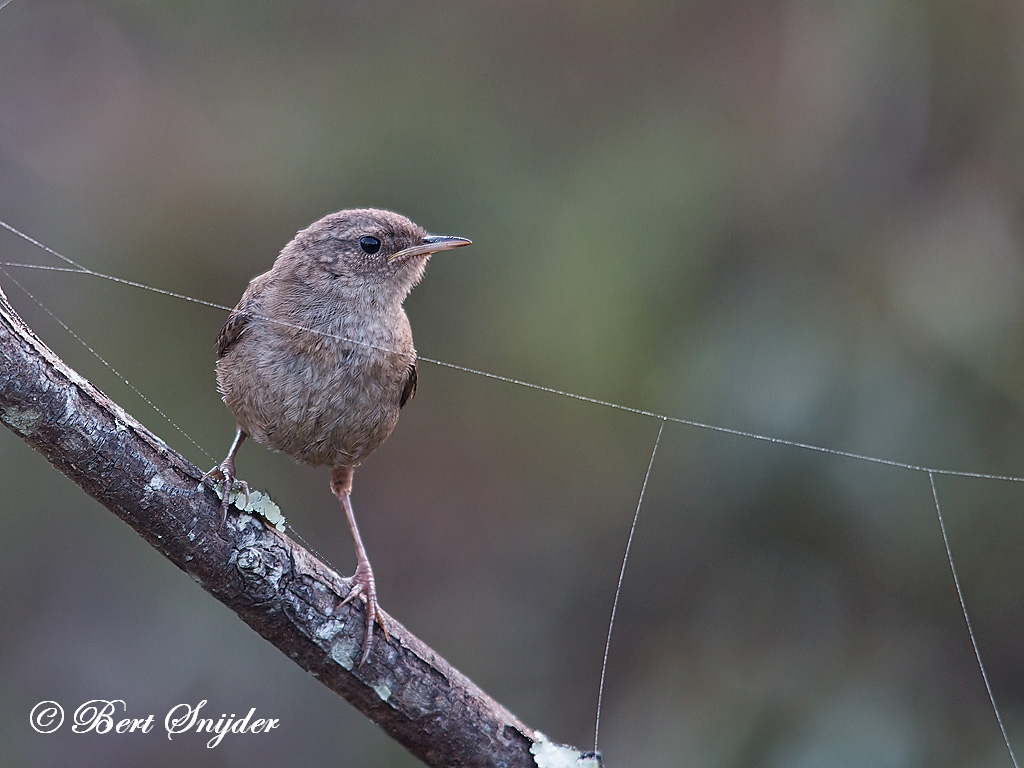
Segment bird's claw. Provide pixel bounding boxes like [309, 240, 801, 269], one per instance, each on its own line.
[201, 461, 249, 528]
[341, 559, 389, 666]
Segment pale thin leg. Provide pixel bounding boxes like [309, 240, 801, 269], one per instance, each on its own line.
[203, 427, 250, 527]
[332, 466, 389, 666]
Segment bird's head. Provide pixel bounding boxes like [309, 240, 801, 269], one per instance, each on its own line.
[277, 208, 470, 304]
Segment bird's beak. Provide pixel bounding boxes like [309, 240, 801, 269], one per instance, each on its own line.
[389, 234, 472, 261]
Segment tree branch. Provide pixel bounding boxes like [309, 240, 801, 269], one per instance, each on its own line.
[0, 280, 601, 768]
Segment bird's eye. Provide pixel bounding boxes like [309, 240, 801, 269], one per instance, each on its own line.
[359, 235, 381, 255]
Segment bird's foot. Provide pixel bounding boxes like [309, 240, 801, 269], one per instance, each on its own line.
[340, 558, 390, 666]
[201, 459, 250, 528]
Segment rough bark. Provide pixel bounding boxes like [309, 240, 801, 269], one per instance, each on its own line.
[0, 281, 601, 768]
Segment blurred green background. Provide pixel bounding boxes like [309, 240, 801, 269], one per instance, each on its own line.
[3, 1, 1024, 766]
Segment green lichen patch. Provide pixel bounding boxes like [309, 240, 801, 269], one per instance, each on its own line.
[2, 405, 42, 436]
[531, 732, 602, 768]
[213, 481, 287, 532]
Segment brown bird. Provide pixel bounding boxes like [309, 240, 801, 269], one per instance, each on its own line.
[206, 208, 470, 665]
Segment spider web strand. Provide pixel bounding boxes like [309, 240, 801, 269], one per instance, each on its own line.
[929, 471, 1020, 768]
[594, 416, 666, 753]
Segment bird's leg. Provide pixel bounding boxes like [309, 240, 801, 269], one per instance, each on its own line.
[331, 465, 389, 666]
[202, 427, 250, 527]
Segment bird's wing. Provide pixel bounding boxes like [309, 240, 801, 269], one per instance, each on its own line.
[399, 360, 417, 408]
[215, 308, 249, 359]
[215, 274, 268, 359]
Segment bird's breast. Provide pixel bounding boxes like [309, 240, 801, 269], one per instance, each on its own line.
[218, 305, 415, 467]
